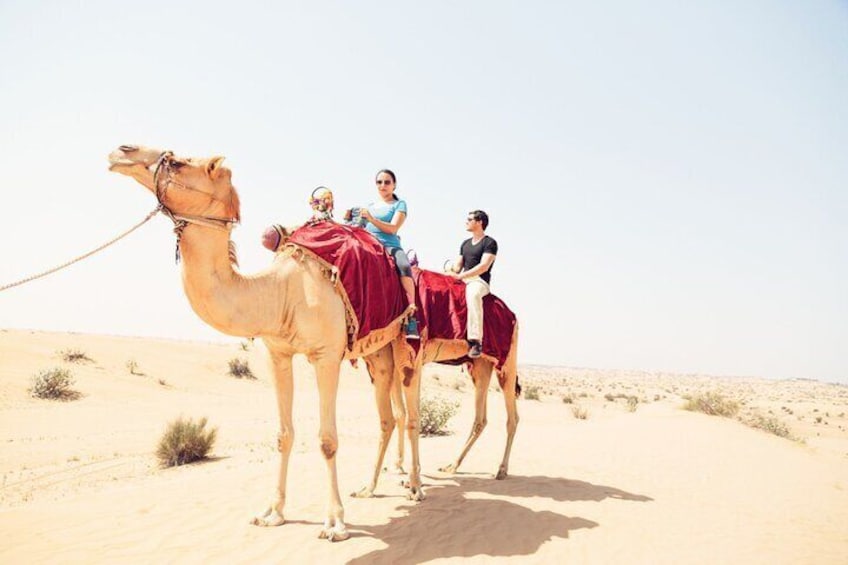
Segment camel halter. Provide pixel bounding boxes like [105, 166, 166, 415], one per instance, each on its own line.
[153, 151, 240, 262]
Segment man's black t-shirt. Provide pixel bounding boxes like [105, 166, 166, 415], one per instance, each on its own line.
[460, 235, 498, 284]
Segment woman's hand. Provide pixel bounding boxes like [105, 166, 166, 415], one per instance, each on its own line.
[360, 209, 372, 222]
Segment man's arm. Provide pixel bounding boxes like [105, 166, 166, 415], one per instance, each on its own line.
[455, 252, 495, 280]
[447, 255, 463, 274]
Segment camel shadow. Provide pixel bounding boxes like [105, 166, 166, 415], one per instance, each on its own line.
[346, 475, 651, 564]
[425, 473, 654, 503]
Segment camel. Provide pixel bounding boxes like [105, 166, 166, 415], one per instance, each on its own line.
[107, 145, 424, 542]
[352, 295, 520, 499]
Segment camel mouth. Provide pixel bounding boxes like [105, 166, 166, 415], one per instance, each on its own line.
[107, 145, 161, 171]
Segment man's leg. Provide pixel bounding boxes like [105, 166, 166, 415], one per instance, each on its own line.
[465, 277, 490, 357]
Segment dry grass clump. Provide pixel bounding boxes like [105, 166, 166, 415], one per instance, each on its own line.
[419, 394, 460, 436]
[683, 391, 739, 417]
[227, 358, 255, 379]
[571, 405, 589, 420]
[626, 395, 639, 412]
[562, 394, 574, 404]
[156, 416, 218, 468]
[126, 359, 144, 375]
[524, 385, 542, 401]
[744, 413, 793, 439]
[59, 348, 93, 363]
[30, 368, 80, 400]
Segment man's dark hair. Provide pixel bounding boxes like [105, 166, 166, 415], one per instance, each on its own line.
[469, 210, 489, 230]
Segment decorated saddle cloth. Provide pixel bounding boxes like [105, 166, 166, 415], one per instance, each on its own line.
[413, 268, 517, 369]
[284, 221, 409, 352]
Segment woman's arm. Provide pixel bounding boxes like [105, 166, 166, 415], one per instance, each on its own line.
[361, 209, 407, 235]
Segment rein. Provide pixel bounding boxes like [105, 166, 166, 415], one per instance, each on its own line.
[0, 205, 163, 292]
[1, 150, 242, 291]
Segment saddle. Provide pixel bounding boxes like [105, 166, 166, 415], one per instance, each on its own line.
[279, 221, 516, 368]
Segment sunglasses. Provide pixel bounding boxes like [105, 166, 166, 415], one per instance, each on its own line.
[376, 180, 393, 185]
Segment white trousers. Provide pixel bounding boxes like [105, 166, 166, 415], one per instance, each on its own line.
[465, 276, 490, 342]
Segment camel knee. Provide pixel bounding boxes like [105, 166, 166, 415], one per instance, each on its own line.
[473, 419, 488, 436]
[380, 419, 395, 435]
[319, 435, 338, 460]
[277, 429, 294, 453]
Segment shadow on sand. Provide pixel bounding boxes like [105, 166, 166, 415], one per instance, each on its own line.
[346, 474, 652, 564]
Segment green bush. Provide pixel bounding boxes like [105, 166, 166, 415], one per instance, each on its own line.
[30, 368, 79, 400]
[419, 395, 460, 436]
[683, 391, 739, 417]
[227, 358, 255, 379]
[156, 416, 218, 467]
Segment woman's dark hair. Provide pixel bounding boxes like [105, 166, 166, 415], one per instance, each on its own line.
[376, 169, 399, 201]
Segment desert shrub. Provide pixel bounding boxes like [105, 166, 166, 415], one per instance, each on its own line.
[126, 359, 142, 375]
[419, 395, 460, 436]
[59, 349, 92, 363]
[626, 396, 639, 412]
[571, 405, 589, 420]
[30, 368, 79, 400]
[682, 391, 739, 417]
[562, 394, 574, 404]
[156, 416, 218, 467]
[745, 414, 792, 439]
[228, 358, 255, 379]
[524, 385, 541, 401]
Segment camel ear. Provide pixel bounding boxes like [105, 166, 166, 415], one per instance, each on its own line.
[206, 156, 225, 178]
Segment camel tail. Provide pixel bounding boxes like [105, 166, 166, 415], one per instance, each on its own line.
[501, 320, 521, 398]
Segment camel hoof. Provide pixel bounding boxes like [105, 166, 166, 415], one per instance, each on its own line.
[406, 486, 425, 502]
[350, 487, 375, 498]
[495, 468, 508, 480]
[439, 463, 458, 474]
[319, 526, 350, 542]
[251, 508, 285, 527]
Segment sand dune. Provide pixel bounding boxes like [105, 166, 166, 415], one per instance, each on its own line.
[1, 329, 846, 564]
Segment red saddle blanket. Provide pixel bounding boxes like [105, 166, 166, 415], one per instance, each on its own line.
[285, 222, 516, 368]
[287, 222, 407, 342]
[413, 268, 517, 369]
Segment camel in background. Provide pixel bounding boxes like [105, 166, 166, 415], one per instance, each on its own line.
[107, 145, 423, 542]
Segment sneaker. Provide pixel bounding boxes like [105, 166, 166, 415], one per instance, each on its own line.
[405, 317, 420, 340]
[468, 340, 482, 358]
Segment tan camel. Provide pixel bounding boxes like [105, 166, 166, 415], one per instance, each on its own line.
[351, 317, 520, 499]
[107, 145, 424, 542]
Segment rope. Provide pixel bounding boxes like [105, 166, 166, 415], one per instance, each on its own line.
[0, 205, 163, 292]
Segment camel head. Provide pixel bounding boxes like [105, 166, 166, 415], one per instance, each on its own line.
[108, 144, 240, 222]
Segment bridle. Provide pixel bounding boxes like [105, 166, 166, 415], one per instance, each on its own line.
[152, 150, 240, 262]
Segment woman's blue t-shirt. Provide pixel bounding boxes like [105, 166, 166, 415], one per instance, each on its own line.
[366, 199, 407, 249]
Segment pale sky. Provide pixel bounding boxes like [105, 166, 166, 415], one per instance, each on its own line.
[1, 1, 846, 382]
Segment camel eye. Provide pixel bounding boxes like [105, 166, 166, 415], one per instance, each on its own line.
[119, 145, 138, 153]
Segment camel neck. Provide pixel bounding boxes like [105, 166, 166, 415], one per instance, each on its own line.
[177, 225, 280, 337]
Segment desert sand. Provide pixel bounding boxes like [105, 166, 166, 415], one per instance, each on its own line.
[1, 328, 846, 564]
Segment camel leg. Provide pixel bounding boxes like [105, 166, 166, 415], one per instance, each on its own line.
[496, 366, 520, 480]
[390, 371, 407, 474]
[312, 355, 349, 542]
[401, 366, 425, 501]
[252, 352, 294, 527]
[351, 346, 395, 498]
[440, 359, 492, 475]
